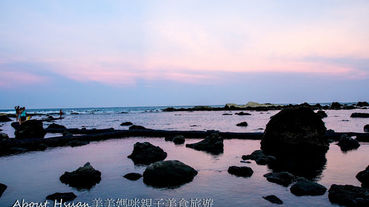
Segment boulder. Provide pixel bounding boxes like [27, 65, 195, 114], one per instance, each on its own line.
[236, 122, 248, 127]
[235, 112, 251, 116]
[46, 123, 66, 130]
[264, 172, 295, 187]
[143, 160, 197, 188]
[290, 178, 327, 196]
[60, 162, 101, 189]
[120, 122, 133, 126]
[357, 102, 369, 107]
[123, 173, 142, 181]
[242, 150, 276, 165]
[261, 107, 328, 156]
[128, 142, 167, 165]
[164, 136, 174, 141]
[227, 166, 253, 177]
[337, 135, 360, 151]
[186, 133, 224, 155]
[263, 195, 283, 205]
[222, 113, 232, 115]
[351, 113, 369, 118]
[129, 125, 146, 130]
[364, 125, 369, 132]
[356, 165, 369, 188]
[316, 110, 328, 118]
[15, 120, 46, 139]
[46, 192, 76, 201]
[0, 133, 9, 140]
[0, 115, 11, 122]
[0, 183, 7, 197]
[330, 102, 342, 110]
[328, 184, 369, 207]
[173, 135, 185, 145]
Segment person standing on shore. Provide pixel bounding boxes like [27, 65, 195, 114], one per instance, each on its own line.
[19, 107, 27, 124]
[14, 106, 20, 122]
[59, 109, 64, 119]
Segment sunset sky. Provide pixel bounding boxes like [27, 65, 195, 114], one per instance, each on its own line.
[1, 0, 369, 108]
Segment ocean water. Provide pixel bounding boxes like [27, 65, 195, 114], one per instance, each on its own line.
[0, 106, 369, 206]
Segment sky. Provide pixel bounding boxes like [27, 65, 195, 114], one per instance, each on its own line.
[0, 0, 369, 109]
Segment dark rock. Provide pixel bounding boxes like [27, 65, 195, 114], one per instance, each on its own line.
[15, 120, 46, 139]
[222, 113, 232, 115]
[11, 122, 20, 130]
[0, 133, 9, 140]
[236, 122, 248, 127]
[242, 150, 276, 165]
[240, 160, 251, 164]
[261, 107, 328, 156]
[357, 102, 369, 107]
[46, 192, 77, 201]
[0, 183, 7, 197]
[356, 165, 369, 188]
[120, 122, 133, 126]
[337, 135, 360, 151]
[60, 162, 101, 189]
[143, 160, 197, 188]
[235, 112, 251, 116]
[328, 184, 369, 207]
[264, 172, 295, 187]
[316, 110, 328, 118]
[228, 166, 253, 177]
[173, 135, 185, 145]
[164, 136, 174, 141]
[186, 133, 224, 155]
[290, 178, 327, 196]
[128, 142, 167, 165]
[351, 113, 369, 118]
[67, 139, 90, 147]
[62, 130, 73, 137]
[331, 102, 342, 110]
[0, 115, 11, 122]
[263, 195, 283, 205]
[123, 173, 142, 181]
[364, 125, 369, 132]
[46, 123, 66, 130]
[129, 125, 146, 130]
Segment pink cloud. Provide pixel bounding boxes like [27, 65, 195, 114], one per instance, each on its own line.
[0, 71, 48, 88]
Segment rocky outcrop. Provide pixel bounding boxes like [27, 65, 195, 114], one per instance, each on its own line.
[46, 192, 76, 201]
[328, 184, 369, 207]
[128, 142, 167, 165]
[330, 102, 342, 110]
[357, 102, 369, 107]
[0, 183, 7, 197]
[235, 112, 251, 116]
[129, 125, 147, 130]
[46, 123, 67, 133]
[356, 165, 369, 188]
[316, 110, 328, 118]
[123, 173, 142, 181]
[242, 150, 276, 165]
[143, 160, 197, 188]
[15, 120, 46, 139]
[263, 195, 283, 205]
[236, 122, 248, 127]
[186, 133, 224, 155]
[0, 133, 9, 140]
[120, 122, 133, 126]
[264, 172, 295, 187]
[173, 135, 185, 145]
[337, 135, 360, 151]
[351, 113, 369, 118]
[290, 178, 327, 196]
[60, 162, 101, 189]
[0, 115, 11, 122]
[227, 166, 253, 177]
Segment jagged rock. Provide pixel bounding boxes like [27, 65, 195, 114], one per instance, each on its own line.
[123, 173, 142, 181]
[228, 166, 253, 177]
[173, 135, 185, 145]
[364, 125, 369, 132]
[356, 165, 369, 188]
[351, 113, 369, 118]
[0, 115, 11, 122]
[263, 195, 283, 205]
[242, 150, 276, 165]
[337, 135, 360, 151]
[357, 102, 369, 107]
[236, 122, 248, 127]
[0, 183, 7, 197]
[186, 133, 224, 155]
[235, 112, 251, 116]
[120, 122, 133, 126]
[290, 178, 327, 196]
[316, 110, 328, 118]
[330, 102, 342, 110]
[129, 125, 146, 130]
[46, 192, 76, 201]
[128, 142, 167, 165]
[143, 160, 197, 188]
[60, 162, 101, 189]
[264, 172, 295, 187]
[328, 184, 369, 207]
[15, 120, 46, 139]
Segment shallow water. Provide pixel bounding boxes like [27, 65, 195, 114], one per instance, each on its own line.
[0, 138, 368, 207]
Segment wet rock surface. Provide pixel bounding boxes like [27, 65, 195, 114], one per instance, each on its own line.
[263, 195, 283, 205]
[337, 135, 360, 151]
[227, 166, 253, 177]
[242, 150, 276, 165]
[290, 178, 327, 196]
[351, 113, 369, 118]
[123, 173, 142, 181]
[186, 133, 223, 155]
[316, 110, 328, 118]
[60, 162, 101, 189]
[328, 184, 369, 207]
[235, 112, 251, 116]
[236, 122, 248, 127]
[173, 135, 185, 144]
[0, 115, 11, 122]
[14, 120, 46, 139]
[46, 192, 77, 201]
[356, 165, 369, 188]
[128, 142, 167, 165]
[120, 122, 133, 126]
[364, 124, 369, 132]
[143, 160, 197, 188]
[264, 172, 295, 187]
[129, 125, 147, 130]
